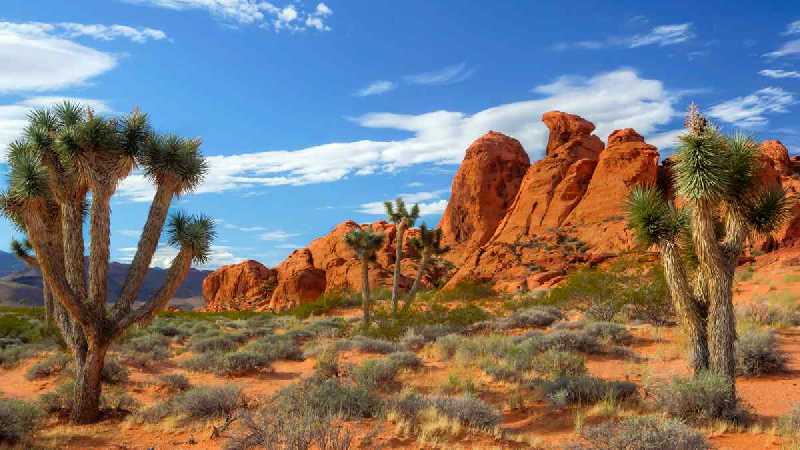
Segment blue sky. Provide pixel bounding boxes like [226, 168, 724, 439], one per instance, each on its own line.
[2, 0, 800, 269]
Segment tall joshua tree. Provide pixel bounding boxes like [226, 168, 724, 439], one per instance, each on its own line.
[384, 197, 420, 318]
[344, 226, 384, 327]
[627, 104, 788, 398]
[403, 223, 447, 312]
[0, 102, 213, 424]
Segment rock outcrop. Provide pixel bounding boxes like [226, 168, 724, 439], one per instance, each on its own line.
[439, 131, 530, 264]
[447, 113, 656, 291]
[203, 260, 277, 311]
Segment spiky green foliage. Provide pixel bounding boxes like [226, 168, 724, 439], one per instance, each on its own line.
[167, 212, 216, 263]
[139, 134, 207, 194]
[384, 197, 420, 227]
[344, 227, 384, 260]
[743, 188, 790, 235]
[409, 223, 446, 255]
[673, 126, 730, 201]
[626, 186, 686, 246]
[723, 132, 760, 201]
[7, 144, 49, 200]
[10, 239, 33, 260]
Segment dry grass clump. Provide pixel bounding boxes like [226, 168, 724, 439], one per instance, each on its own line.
[0, 398, 43, 446]
[735, 328, 787, 376]
[575, 415, 710, 450]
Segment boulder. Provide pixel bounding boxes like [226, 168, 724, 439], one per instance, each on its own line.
[202, 260, 277, 311]
[439, 131, 530, 264]
[268, 249, 326, 311]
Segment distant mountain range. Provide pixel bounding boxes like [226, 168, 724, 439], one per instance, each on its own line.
[0, 250, 211, 307]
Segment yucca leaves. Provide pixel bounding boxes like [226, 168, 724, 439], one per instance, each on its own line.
[674, 128, 730, 201]
[409, 222, 446, 255]
[345, 227, 385, 261]
[626, 186, 686, 247]
[167, 211, 216, 264]
[385, 197, 420, 227]
[743, 188, 790, 235]
[139, 134, 207, 194]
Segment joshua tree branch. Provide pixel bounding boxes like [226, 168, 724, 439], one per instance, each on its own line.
[87, 186, 113, 312]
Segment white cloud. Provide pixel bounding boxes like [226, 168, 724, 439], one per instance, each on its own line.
[0, 97, 111, 159]
[357, 190, 449, 216]
[259, 230, 299, 241]
[126, 0, 332, 31]
[0, 23, 117, 93]
[117, 69, 678, 202]
[765, 39, 800, 58]
[59, 23, 167, 43]
[405, 63, 475, 85]
[629, 23, 694, 47]
[555, 23, 694, 51]
[784, 20, 800, 35]
[648, 129, 684, 152]
[355, 80, 396, 97]
[117, 229, 142, 237]
[117, 244, 244, 269]
[407, 181, 424, 188]
[708, 87, 795, 128]
[759, 69, 800, 79]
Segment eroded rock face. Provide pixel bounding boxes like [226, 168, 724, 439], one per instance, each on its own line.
[447, 114, 657, 290]
[439, 131, 530, 264]
[203, 260, 277, 311]
[267, 249, 326, 311]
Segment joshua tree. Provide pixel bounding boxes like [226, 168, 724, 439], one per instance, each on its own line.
[344, 226, 384, 327]
[403, 223, 447, 312]
[384, 197, 420, 319]
[0, 102, 213, 423]
[627, 104, 788, 399]
[10, 238, 54, 324]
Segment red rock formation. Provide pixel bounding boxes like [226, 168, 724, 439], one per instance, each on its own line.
[439, 131, 530, 264]
[267, 249, 326, 311]
[761, 140, 792, 176]
[203, 260, 277, 311]
[542, 111, 597, 156]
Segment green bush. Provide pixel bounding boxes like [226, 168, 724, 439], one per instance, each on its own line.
[434, 281, 496, 303]
[531, 349, 586, 380]
[244, 334, 304, 361]
[653, 372, 746, 423]
[0, 313, 45, 343]
[173, 385, 243, 420]
[735, 329, 786, 376]
[39, 381, 75, 414]
[26, 353, 70, 380]
[157, 374, 191, 392]
[181, 351, 225, 372]
[286, 291, 360, 319]
[228, 405, 352, 450]
[190, 335, 239, 353]
[219, 351, 272, 376]
[579, 415, 710, 450]
[350, 352, 421, 389]
[0, 398, 43, 445]
[273, 377, 380, 419]
[101, 358, 130, 384]
[539, 375, 637, 406]
[388, 391, 501, 431]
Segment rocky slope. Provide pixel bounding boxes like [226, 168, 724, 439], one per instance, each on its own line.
[203, 110, 800, 310]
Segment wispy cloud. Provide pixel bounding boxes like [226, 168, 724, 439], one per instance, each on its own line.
[554, 23, 694, 51]
[259, 230, 299, 241]
[0, 21, 167, 43]
[765, 39, 800, 58]
[708, 87, 795, 128]
[125, 0, 333, 32]
[405, 63, 475, 85]
[117, 69, 678, 202]
[783, 20, 800, 36]
[0, 22, 117, 93]
[759, 69, 800, 79]
[355, 80, 396, 97]
[117, 244, 243, 269]
[357, 189, 449, 217]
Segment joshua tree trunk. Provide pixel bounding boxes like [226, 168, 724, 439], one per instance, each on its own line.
[71, 340, 109, 424]
[403, 251, 429, 313]
[660, 241, 709, 373]
[391, 224, 406, 318]
[360, 257, 371, 327]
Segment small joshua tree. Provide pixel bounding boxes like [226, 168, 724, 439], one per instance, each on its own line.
[403, 223, 447, 312]
[344, 226, 385, 327]
[627, 104, 789, 399]
[0, 102, 214, 423]
[384, 197, 420, 319]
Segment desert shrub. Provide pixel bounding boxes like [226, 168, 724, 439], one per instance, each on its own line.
[350, 352, 421, 389]
[531, 349, 586, 380]
[101, 358, 130, 384]
[480, 360, 520, 382]
[469, 306, 562, 332]
[388, 391, 501, 435]
[173, 385, 243, 420]
[244, 335, 304, 361]
[583, 321, 632, 344]
[735, 329, 786, 376]
[124, 333, 171, 353]
[0, 398, 43, 445]
[181, 351, 225, 372]
[387, 351, 422, 369]
[229, 406, 352, 450]
[778, 403, 800, 435]
[399, 328, 427, 351]
[313, 346, 341, 379]
[0, 313, 45, 343]
[287, 290, 361, 319]
[653, 372, 745, 423]
[545, 264, 671, 324]
[344, 335, 399, 354]
[578, 415, 710, 450]
[26, 352, 70, 380]
[539, 375, 637, 406]
[190, 335, 239, 353]
[149, 319, 186, 338]
[435, 280, 495, 302]
[300, 317, 347, 338]
[274, 377, 381, 419]
[541, 329, 601, 354]
[39, 381, 75, 414]
[219, 351, 273, 376]
[0, 342, 43, 368]
[101, 387, 140, 415]
[157, 374, 191, 392]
